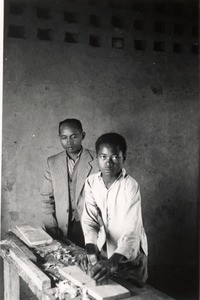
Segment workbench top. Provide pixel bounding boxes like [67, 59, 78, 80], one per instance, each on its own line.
[0, 231, 174, 300]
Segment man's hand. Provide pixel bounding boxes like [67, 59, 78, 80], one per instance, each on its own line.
[90, 253, 125, 284]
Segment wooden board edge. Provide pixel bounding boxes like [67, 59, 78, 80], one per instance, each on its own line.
[6, 231, 37, 262]
[59, 266, 131, 300]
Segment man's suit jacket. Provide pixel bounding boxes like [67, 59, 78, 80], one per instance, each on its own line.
[41, 148, 99, 237]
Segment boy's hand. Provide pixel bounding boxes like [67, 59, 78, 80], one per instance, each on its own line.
[90, 259, 116, 283]
[77, 243, 99, 273]
[90, 253, 126, 284]
[77, 252, 88, 272]
[77, 253, 98, 273]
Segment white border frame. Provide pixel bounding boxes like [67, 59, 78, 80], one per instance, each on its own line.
[0, 0, 4, 239]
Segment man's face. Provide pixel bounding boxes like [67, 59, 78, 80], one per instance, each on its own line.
[59, 124, 85, 154]
[97, 144, 124, 178]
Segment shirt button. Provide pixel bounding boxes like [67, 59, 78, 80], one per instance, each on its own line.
[66, 209, 69, 212]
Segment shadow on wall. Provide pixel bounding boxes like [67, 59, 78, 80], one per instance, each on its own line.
[121, 115, 199, 299]
[147, 177, 199, 299]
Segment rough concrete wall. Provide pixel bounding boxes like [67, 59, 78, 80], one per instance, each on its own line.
[2, 0, 199, 298]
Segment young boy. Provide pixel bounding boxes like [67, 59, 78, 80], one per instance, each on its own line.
[81, 132, 148, 286]
[41, 118, 99, 247]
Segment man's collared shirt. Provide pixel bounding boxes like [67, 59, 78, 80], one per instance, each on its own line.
[66, 148, 82, 178]
[82, 168, 148, 260]
[66, 148, 82, 222]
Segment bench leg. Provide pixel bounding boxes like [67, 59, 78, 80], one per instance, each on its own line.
[4, 260, 20, 300]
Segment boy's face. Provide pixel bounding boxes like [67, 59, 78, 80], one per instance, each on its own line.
[97, 144, 125, 178]
[59, 124, 85, 154]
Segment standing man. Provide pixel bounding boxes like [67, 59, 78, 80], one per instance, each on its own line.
[41, 118, 99, 247]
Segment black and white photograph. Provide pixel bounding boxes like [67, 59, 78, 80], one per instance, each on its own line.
[0, 0, 199, 299]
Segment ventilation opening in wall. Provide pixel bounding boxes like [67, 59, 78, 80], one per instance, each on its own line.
[64, 11, 78, 23]
[174, 23, 184, 35]
[89, 35, 101, 47]
[36, 7, 50, 19]
[154, 41, 165, 52]
[134, 19, 144, 30]
[111, 15, 124, 29]
[37, 28, 52, 41]
[154, 21, 165, 33]
[112, 37, 124, 49]
[8, 24, 25, 38]
[134, 39, 146, 51]
[65, 32, 78, 43]
[173, 43, 183, 53]
[90, 15, 100, 27]
[9, 2, 25, 15]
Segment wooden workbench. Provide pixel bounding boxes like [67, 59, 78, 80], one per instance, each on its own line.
[0, 232, 174, 300]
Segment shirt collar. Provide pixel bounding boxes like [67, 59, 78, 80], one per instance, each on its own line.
[97, 168, 127, 180]
[66, 147, 82, 161]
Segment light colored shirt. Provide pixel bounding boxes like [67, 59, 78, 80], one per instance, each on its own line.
[66, 149, 82, 221]
[66, 149, 82, 177]
[82, 168, 148, 260]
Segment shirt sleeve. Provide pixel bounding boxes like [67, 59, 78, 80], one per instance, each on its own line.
[114, 180, 146, 260]
[40, 158, 58, 229]
[81, 177, 101, 245]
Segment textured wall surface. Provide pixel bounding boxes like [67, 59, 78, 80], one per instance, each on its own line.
[2, 0, 199, 298]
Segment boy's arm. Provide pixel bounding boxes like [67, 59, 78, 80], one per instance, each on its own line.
[115, 181, 147, 260]
[81, 177, 101, 246]
[41, 158, 58, 233]
[78, 178, 101, 272]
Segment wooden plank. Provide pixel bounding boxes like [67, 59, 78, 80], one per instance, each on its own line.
[4, 259, 20, 300]
[110, 278, 174, 300]
[13, 225, 52, 247]
[12, 226, 34, 247]
[59, 266, 130, 300]
[9, 247, 51, 291]
[0, 241, 55, 300]
[6, 231, 37, 262]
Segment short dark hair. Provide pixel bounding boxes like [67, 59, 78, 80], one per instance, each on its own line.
[95, 132, 127, 156]
[59, 118, 83, 134]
